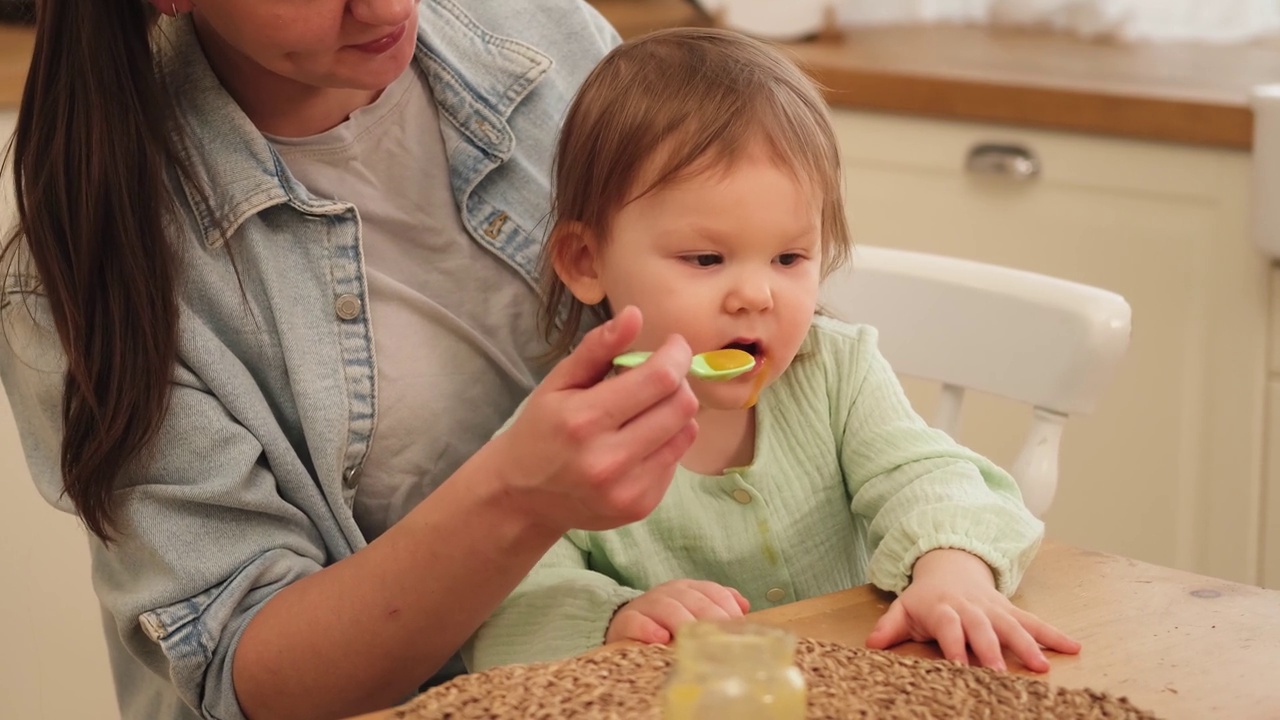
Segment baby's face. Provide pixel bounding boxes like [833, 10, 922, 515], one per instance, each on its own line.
[596, 143, 823, 411]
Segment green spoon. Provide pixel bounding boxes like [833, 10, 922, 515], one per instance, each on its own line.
[612, 348, 757, 381]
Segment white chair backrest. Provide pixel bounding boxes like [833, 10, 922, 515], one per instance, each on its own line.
[819, 245, 1132, 517]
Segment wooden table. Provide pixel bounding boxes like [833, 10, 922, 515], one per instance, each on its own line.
[745, 542, 1280, 718]
[352, 542, 1280, 719]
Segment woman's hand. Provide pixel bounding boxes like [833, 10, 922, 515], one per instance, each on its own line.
[606, 580, 750, 645]
[865, 549, 1082, 672]
[489, 306, 700, 533]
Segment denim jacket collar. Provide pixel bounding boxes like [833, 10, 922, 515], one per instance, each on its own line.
[159, 0, 553, 250]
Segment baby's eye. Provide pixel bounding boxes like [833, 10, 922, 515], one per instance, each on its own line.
[682, 253, 723, 267]
[776, 253, 805, 267]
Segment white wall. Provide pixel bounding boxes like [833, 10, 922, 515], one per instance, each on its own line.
[0, 111, 118, 719]
[837, 0, 1280, 43]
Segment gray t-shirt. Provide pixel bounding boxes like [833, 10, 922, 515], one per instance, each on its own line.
[269, 65, 549, 540]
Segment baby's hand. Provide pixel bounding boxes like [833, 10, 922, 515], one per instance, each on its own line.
[606, 580, 750, 645]
[865, 549, 1082, 672]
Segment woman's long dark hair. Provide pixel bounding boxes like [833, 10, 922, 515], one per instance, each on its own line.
[2, 0, 182, 541]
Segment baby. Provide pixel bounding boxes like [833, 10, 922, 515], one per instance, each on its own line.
[465, 27, 1079, 674]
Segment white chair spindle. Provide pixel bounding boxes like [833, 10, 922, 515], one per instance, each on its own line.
[932, 383, 966, 436]
[1010, 408, 1068, 518]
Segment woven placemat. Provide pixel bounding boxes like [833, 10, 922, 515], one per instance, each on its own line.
[392, 638, 1161, 719]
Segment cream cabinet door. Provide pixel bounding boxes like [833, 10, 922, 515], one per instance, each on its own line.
[0, 110, 117, 719]
[1264, 265, 1280, 589]
[1264, 379, 1280, 590]
[832, 110, 1270, 584]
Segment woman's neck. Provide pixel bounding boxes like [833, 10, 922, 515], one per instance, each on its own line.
[681, 406, 756, 476]
[236, 83, 383, 138]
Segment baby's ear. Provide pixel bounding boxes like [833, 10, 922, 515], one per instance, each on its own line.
[551, 221, 607, 305]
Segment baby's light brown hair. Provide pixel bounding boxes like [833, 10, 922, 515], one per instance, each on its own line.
[540, 27, 852, 359]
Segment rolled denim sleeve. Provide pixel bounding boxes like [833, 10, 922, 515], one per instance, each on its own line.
[101, 376, 330, 720]
[1, 294, 336, 720]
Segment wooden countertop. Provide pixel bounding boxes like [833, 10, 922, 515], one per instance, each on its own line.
[592, 0, 1280, 149]
[351, 542, 1280, 720]
[8, 7, 1280, 147]
[786, 26, 1274, 149]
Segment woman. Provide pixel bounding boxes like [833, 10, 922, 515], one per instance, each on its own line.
[0, 2, 698, 719]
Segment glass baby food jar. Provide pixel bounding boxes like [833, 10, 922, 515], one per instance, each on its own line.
[663, 620, 807, 720]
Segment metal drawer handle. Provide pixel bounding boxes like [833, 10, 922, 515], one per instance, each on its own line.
[965, 143, 1040, 181]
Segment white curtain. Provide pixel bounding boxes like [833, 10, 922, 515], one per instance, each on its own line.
[836, 0, 1280, 42]
[1120, 0, 1280, 42]
[838, 0, 987, 25]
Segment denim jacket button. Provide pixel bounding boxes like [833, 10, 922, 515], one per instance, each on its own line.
[343, 465, 362, 490]
[335, 294, 363, 320]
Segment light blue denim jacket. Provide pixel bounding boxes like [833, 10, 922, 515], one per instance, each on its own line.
[0, 2, 618, 718]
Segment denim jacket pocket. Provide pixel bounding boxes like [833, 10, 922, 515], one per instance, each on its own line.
[137, 584, 220, 714]
[138, 586, 215, 654]
[135, 551, 300, 720]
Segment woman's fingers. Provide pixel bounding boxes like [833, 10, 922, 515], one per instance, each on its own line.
[563, 334, 694, 437]
[567, 419, 696, 530]
[542, 306, 644, 391]
[601, 367, 700, 468]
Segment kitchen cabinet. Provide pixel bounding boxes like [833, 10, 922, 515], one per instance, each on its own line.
[1264, 277, 1280, 588]
[829, 108, 1273, 586]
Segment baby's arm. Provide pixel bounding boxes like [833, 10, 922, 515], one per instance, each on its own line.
[834, 326, 1042, 596]
[864, 546, 1079, 672]
[830, 323, 1078, 670]
[462, 533, 643, 671]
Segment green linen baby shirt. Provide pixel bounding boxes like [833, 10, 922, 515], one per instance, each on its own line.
[464, 317, 1044, 671]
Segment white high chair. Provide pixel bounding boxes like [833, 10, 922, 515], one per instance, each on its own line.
[819, 246, 1132, 518]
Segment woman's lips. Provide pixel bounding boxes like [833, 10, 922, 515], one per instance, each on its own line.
[348, 23, 407, 54]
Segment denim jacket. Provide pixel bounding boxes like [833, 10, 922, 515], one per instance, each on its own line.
[0, 2, 618, 718]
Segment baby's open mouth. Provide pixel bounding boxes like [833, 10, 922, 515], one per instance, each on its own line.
[722, 339, 764, 362]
